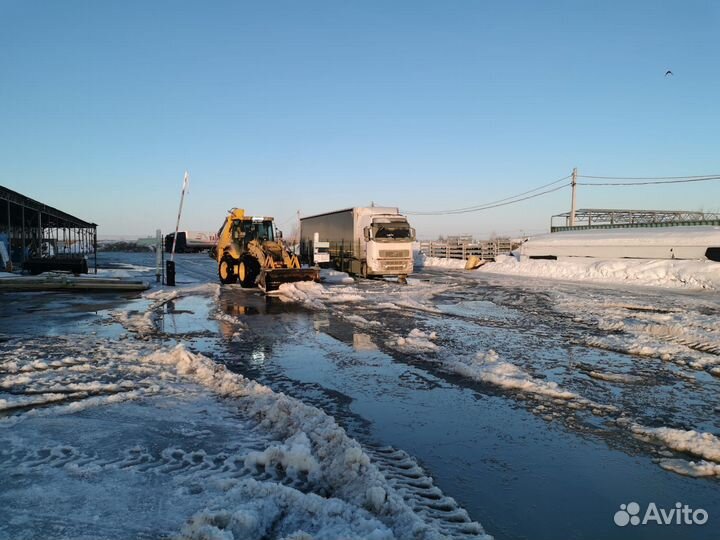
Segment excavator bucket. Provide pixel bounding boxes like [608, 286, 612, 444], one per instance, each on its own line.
[258, 267, 320, 292]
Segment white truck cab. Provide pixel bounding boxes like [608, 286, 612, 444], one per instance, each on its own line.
[300, 207, 415, 279]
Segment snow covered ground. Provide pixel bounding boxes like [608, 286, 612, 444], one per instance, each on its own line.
[266, 274, 720, 482]
[479, 255, 720, 290]
[0, 276, 490, 540]
[3, 251, 720, 540]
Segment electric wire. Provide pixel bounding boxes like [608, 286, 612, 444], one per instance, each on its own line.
[578, 176, 720, 187]
[578, 173, 720, 180]
[405, 174, 571, 215]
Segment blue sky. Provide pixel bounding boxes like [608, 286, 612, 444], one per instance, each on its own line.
[1, 0, 718, 238]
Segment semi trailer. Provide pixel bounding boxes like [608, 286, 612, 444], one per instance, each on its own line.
[165, 231, 218, 253]
[300, 207, 415, 279]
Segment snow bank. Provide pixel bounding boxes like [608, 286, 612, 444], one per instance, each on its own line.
[658, 458, 720, 478]
[244, 432, 321, 481]
[480, 255, 720, 290]
[178, 478, 395, 540]
[630, 424, 720, 462]
[414, 253, 467, 270]
[139, 345, 477, 539]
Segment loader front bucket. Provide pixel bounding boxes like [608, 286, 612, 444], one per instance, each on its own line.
[259, 267, 320, 292]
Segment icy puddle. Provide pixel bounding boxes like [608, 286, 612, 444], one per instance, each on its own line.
[225, 315, 720, 540]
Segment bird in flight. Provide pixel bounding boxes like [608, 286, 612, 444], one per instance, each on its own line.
[665, 70, 673, 77]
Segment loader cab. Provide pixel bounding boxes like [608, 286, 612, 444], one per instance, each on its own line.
[231, 218, 275, 248]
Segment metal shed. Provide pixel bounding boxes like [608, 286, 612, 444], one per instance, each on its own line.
[0, 185, 97, 274]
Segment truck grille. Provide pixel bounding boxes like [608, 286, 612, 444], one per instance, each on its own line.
[382, 260, 412, 272]
[379, 250, 410, 258]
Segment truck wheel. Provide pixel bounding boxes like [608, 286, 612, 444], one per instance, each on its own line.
[238, 256, 260, 288]
[218, 256, 238, 284]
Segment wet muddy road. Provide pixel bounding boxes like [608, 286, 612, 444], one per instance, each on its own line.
[155, 253, 720, 540]
[3, 252, 718, 540]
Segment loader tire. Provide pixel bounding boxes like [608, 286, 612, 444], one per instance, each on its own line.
[238, 256, 260, 288]
[219, 256, 238, 284]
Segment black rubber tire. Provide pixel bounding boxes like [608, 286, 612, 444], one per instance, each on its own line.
[218, 256, 238, 284]
[238, 256, 260, 288]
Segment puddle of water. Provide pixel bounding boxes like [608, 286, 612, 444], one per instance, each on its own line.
[217, 303, 720, 540]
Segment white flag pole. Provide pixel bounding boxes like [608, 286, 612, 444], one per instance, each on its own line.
[170, 171, 190, 262]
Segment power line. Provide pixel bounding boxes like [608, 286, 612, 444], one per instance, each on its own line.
[405, 174, 571, 215]
[578, 173, 720, 180]
[578, 176, 720, 187]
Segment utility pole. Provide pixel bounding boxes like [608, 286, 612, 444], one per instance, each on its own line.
[570, 167, 578, 227]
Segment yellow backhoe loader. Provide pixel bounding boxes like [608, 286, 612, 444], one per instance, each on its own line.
[214, 208, 319, 291]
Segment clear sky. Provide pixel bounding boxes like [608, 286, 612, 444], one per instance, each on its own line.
[1, 0, 718, 239]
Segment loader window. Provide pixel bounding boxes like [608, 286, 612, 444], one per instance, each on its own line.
[242, 220, 274, 242]
[255, 221, 275, 242]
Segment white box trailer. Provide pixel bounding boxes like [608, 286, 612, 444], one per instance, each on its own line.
[300, 207, 415, 278]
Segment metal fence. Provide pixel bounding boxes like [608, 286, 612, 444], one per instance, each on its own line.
[418, 238, 514, 261]
[551, 209, 720, 232]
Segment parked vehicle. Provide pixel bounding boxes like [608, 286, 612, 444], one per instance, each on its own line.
[214, 208, 319, 291]
[165, 231, 218, 253]
[300, 207, 415, 280]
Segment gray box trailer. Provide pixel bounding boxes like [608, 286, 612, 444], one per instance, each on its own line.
[300, 207, 415, 278]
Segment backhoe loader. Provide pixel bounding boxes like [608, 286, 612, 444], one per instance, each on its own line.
[214, 208, 319, 291]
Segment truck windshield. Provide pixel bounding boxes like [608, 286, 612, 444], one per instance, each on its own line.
[372, 223, 414, 242]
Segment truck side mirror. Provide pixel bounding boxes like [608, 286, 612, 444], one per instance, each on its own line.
[363, 227, 371, 241]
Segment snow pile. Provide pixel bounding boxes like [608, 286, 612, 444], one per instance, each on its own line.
[453, 350, 579, 400]
[386, 329, 439, 353]
[272, 281, 363, 310]
[630, 424, 720, 462]
[658, 458, 720, 478]
[320, 269, 355, 284]
[178, 479, 395, 540]
[244, 432, 321, 481]
[414, 252, 467, 270]
[480, 255, 720, 290]
[435, 350, 579, 401]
